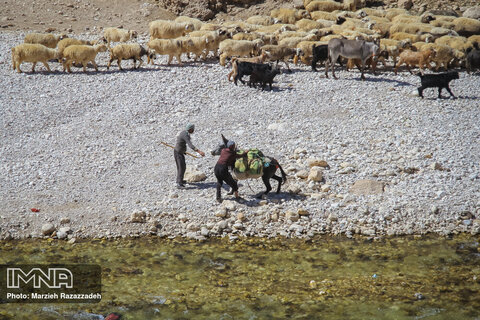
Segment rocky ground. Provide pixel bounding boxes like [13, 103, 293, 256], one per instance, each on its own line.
[1, 26, 480, 240]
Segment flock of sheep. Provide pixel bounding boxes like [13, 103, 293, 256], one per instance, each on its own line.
[9, 0, 480, 83]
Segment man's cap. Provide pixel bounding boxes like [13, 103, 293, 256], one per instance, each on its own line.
[186, 123, 195, 131]
[227, 140, 235, 149]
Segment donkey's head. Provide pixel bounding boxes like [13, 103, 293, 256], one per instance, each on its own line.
[210, 134, 229, 156]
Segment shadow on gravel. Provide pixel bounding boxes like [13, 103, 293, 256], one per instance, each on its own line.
[183, 182, 218, 190]
[234, 192, 307, 208]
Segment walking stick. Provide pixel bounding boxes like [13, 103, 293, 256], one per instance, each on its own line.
[160, 141, 199, 158]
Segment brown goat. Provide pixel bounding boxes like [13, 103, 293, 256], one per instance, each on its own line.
[394, 49, 436, 75]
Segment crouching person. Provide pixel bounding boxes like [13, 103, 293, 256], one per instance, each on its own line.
[214, 141, 245, 202]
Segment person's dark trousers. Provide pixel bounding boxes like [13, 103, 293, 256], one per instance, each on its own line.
[174, 150, 186, 185]
[214, 163, 238, 199]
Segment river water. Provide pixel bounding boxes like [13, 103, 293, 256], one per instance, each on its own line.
[1, 235, 479, 319]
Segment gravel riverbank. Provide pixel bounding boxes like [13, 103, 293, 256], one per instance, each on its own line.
[1, 31, 479, 240]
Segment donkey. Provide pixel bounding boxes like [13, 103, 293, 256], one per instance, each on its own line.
[211, 135, 287, 197]
[325, 38, 379, 80]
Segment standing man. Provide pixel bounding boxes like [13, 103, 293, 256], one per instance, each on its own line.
[174, 124, 205, 188]
[214, 140, 245, 202]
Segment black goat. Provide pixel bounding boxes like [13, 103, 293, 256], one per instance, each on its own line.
[466, 42, 480, 74]
[311, 44, 328, 71]
[417, 71, 459, 99]
[233, 61, 272, 86]
[248, 68, 281, 90]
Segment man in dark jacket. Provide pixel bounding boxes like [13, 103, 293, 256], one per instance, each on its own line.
[174, 124, 205, 188]
[214, 140, 245, 202]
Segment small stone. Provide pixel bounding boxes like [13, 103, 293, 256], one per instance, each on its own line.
[222, 200, 236, 211]
[308, 166, 323, 182]
[200, 227, 210, 236]
[130, 210, 146, 223]
[350, 180, 385, 195]
[41, 223, 56, 236]
[178, 213, 188, 223]
[215, 208, 228, 218]
[286, 211, 299, 222]
[67, 238, 76, 244]
[298, 208, 309, 216]
[57, 231, 67, 239]
[296, 170, 309, 179]
[60, 218, 70, 224]
[237, 212, 245, 221]
[321, 185, 331, 192]
[306, 158, 329, 168]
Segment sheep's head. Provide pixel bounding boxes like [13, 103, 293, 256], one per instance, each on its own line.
[185, 23, 194, 32]
[95, 44, 108, 53]
[130, 30, 138, 39]
[59, 34, 69, 40]
[357, 9, 367, 18]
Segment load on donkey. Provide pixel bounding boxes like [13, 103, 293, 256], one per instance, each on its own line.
[211, 134, 287, 198]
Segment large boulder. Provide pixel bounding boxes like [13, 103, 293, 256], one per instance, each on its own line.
[463, 6, 480, 20]
[184, 166, 206, 182]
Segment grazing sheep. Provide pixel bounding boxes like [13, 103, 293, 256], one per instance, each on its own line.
[356, 8, 386, 18]
[379, 38, 411, 67]
[390, 22, 433, 35]
[24, 33, 68, 48]
[62, 44, 107, 72]
[256, 24, 298, 34]
[247, 15, 277, 26]
[466, 43, 480, 74]
[295, 19, 328, 31]
[190, 29, 232, 59]
[305, 1, 346, 13]
[200, 23, 222, 31]
[417, 71, 459, 99]
[309, 11, 337, 21]
[452, 17, 480, 37]
[435, 35, 473, 53]
[11, 43, 59, 73]
[177, 36, 209, 61]
[394, 48, 436, 75]
[385, 8, 408, 21]
[107, 43, 154, 70]
[249, 68, 281, 90]
[57, 38, 103, 59]
[260, 45, 302, 71]
[418, 43, 456, 71]
[149, 20, 194, 40]
[175, 16, 204, 31]
[228, 52, 269, 81]
[270, 8, 310, 24]
[103, 27, 137, 48]
[147, 38, 185, 65]
[218, 39, 264, 66]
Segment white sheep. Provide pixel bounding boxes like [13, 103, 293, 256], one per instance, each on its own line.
[149, 20, 194, 40]
[189, 29, 231, 58]
[107, 43, 154, 70]
[177, 36, 209, 61]
[246, 15, 277, 26]
[175, 16, 204, 31]
[147, 38, 186, 65]
[24, 33, 68, 48]
[452, 17, 480, 37]
[103, 27, 138, 48]
[11, 43, 59, 73]
[218, 39, 264, 66]
[57, 38, 101, 58]
[62, 44, 108, 72]
[261, 44, 302, 71]
[305, 1, 345, 13]
[271, 8, 310, 24]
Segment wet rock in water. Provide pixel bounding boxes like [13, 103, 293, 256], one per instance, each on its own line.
[130, 210, 146, 223]
[184, 166, 206, 182]
[41, 223, 56, 236]
[414, 292, 425, 300]
[350, 180, 385, 195]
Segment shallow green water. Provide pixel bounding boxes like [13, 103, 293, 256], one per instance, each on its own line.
[1, 235, 479, 319]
